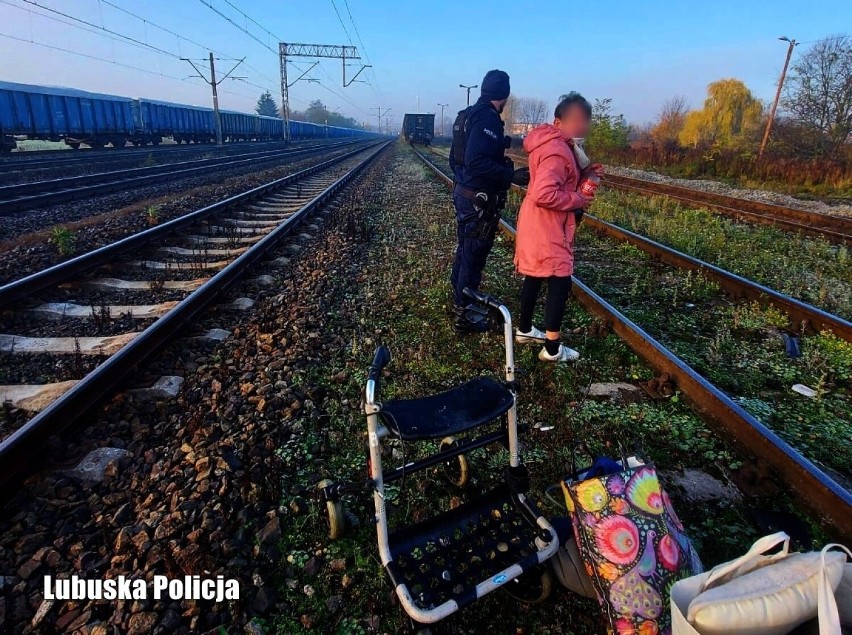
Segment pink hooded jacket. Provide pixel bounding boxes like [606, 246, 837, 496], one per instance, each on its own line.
[514, 123, 586, 278]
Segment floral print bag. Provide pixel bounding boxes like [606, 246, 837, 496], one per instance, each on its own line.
[562, 460, 702, 635]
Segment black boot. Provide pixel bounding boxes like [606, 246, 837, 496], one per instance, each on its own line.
[453, 304, 490, 334]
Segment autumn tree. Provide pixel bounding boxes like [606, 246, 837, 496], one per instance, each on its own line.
[783, 35, 852, 154]
[678, 79, 764, 150]
[255, 91, 279, 118]
[651, 95, 688, 150]
[587, 98, 630, 152]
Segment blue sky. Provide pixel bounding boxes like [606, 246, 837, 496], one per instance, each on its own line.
[0, 0, 849, 130]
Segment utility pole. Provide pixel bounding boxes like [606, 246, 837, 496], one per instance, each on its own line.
[372, 106, 391, 135]
[437, 103, 448, 138]
[759, 36, 797, 159]
[209, 53, 221, 146]
[459, 83, 478, 107]
[181, 53, 245, 146]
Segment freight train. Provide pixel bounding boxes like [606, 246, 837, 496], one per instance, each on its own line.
[402, 113, 435, 146]
[0, 81, 371, 151]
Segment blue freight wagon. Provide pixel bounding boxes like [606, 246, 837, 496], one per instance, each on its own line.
[257, 115, 284, 141]
[0, 80, 134, 151]
[220, 110, 255, 142]
[132, 99, 215, 146]
[0, 80, 374, 151]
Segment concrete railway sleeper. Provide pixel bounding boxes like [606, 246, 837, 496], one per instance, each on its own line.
[0, 139, 392, 488]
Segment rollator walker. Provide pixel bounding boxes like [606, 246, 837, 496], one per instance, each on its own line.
[320, 289, 559, 626]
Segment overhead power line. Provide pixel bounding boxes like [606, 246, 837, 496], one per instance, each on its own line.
[797, 34, 849, 45]
[20, 0, 178, 58]
[197, 0, 276, 54]
[220, 0, 281, 44]
[341, 0, 381, 93]
[329, 0, 354, 45]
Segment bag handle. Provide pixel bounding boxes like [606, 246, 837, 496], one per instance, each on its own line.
[818, 543, 852, 635]
[569, 441, 633, 481]
[701, 532, 791, 591]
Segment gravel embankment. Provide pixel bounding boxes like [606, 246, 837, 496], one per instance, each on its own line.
[605, 165, 852, 218]
[0, 148, 392, 634]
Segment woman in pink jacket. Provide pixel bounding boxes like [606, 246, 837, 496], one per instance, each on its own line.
[514, 93, 601, 362]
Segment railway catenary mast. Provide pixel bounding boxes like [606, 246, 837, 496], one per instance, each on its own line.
[180, 53, 245, 146]
[279, 43, 370, 144]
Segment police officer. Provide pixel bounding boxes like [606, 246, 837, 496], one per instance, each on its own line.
[449, 69, 528, 333]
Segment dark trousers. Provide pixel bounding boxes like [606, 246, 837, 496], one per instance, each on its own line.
[451, 219, 497, 307]
[519, 275, 573, 333]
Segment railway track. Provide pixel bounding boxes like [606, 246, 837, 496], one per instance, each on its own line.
[0, 139, 391, 486]
[413, 147, 852, 541]
[0, 141, 363, 215]
[442, 148, 852, 341]
[601, 173, 852, 245]
[501, 148, 851, 244]
[0, 138, 290, 165]
[0, 140, 313, 185]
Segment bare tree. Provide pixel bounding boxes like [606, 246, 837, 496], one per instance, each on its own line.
[502, 96, 519, 133]
[783, 34, 852, 154]
[517, 97, 549, 131]
[651, 95, 689, 149]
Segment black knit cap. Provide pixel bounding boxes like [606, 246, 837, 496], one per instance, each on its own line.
[480, 69, 510, 101]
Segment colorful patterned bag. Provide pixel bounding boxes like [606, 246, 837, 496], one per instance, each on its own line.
[562, 458, 702, 635]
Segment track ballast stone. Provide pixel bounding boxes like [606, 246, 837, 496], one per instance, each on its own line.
[0, 147, 392, 634]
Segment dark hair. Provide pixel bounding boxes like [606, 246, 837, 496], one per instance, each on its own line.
[555, 92, 592, 119]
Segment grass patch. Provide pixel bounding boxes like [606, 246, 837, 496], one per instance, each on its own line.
[269, 145, 822, 634]
[589, 190, 852, 320]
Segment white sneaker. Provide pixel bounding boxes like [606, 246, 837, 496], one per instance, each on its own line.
[515, 326, 546, 343]
[539, 344, 580, 362]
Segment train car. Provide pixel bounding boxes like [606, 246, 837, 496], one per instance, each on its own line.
[256, 114, 285, 141]
[0, 80, 373, 151]
[220, 110, 256, 142]
[402, 113, 435, 145]
[132, 98, 214, 146]
[0, 80, 134, 151]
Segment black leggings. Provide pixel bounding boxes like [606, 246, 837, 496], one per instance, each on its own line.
[519, 275, 572, 334]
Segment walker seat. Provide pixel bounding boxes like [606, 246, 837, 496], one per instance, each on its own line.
[386, 483, 554, 614]
[380, 376, 514, 441]
[321, 289, 559, 626]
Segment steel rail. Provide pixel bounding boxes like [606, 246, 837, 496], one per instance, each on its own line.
[0, 139, 292, 166]
[415, 147, 852, 541]
[0, 143, 381, 306]
[0, 141, 362, 215]
[601, 174, 852, 245]
[0, 139, 392, 488]
[432, 148, 852, 341]
[500, 150, 852, 245]
[580, 215, 852, 342]
[0, 144, 330, 196]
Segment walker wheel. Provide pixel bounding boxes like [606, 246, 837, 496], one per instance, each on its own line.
[503, 567, 553, 605]
[317, 479, 346, 540]
[439, 436, 469, 488]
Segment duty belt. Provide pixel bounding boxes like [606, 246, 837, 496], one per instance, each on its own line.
[456, 186, 488, 201]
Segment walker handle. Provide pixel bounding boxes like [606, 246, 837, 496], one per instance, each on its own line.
[368, 346, 391, 383]
[463, 287, 503, 311]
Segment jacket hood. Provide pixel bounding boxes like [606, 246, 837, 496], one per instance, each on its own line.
[523, 123, 566, 155]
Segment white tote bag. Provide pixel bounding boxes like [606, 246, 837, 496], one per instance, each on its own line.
[671, 532, 850, 635]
